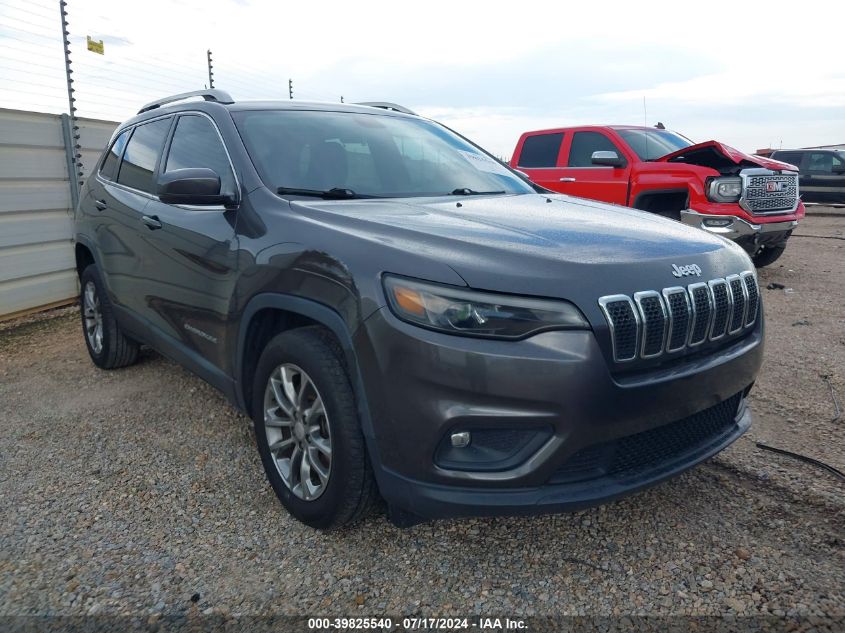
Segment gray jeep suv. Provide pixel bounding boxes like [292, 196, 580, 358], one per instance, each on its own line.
[74, 90, 763, 528]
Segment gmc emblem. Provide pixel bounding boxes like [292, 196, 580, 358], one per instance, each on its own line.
[766, 181, 784, 193]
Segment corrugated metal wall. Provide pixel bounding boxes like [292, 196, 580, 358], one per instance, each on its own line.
[0, 108, 117, 319]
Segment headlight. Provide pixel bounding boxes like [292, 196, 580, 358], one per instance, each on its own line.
[383, 275, 589, 339]
[707, 177, 742, 203]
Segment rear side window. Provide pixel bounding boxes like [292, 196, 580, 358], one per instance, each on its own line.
[771, 151, 803, 168]
[164, 115, 236, 196]
[116, 118, 171, 193]
[99, 130, 130, 181]
[568, 132, 623, 167]
[517, 133, 563, 168]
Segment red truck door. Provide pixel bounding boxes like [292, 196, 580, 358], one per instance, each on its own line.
[511, 132, 566, 190]
[557, 131, 630, 205]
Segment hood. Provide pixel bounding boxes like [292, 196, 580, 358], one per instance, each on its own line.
[657, 140, 798, 173]
[293, 193, 752, 304]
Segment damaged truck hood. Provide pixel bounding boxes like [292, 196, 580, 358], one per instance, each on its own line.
[657, 140, 798, 172]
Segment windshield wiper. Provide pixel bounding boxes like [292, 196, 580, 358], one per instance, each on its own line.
[450, 188, 507, 196]
[277, 186, 366, 199]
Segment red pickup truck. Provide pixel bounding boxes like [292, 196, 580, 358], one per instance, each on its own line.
[509, 125, 805, 266]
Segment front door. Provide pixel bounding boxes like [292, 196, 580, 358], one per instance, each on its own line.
[802, 151, 845, 203]
[557, 131, 630, 205]
[137, 113, 241, 373]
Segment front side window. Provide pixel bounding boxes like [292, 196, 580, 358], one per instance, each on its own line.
[517, 133, 563, 168]
[100, 129, 130, 181]
[617, 129, 692, 161]
[568, 132, 624, 167]
[116, 118, 171, 193]
[165, 115, 236, 196]
[233, 110, 533, 198]
[807, 152, 842, 174]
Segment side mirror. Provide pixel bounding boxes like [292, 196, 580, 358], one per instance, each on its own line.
[832, 164, 845, 174]
[157, 168, 232, 205]
[591, 150, 625, 168]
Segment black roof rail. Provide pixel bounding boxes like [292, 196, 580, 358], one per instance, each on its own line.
[138, 89, 235, 114]
[355, 102, 417, 116]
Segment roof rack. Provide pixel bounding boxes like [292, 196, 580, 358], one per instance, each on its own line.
[355, 102, 417, 116]
[138, 89, 234, 114]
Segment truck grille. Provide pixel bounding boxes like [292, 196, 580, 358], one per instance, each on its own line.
[598, 271, 758, 363]
[742, 173, 798, 214]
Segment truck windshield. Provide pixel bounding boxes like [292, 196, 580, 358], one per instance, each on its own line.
[233, 110, 533, 198]
[617, 129, 693, 161]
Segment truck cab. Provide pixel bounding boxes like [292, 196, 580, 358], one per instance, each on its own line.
[510, 125, 806, 267]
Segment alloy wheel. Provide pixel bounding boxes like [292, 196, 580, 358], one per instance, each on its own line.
[263, 363, 332, 500]
[82, 280, 104, 355]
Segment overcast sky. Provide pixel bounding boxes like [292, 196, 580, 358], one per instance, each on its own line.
[2, 0, 842, 157]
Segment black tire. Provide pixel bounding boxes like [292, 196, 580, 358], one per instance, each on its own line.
[251, 326, 378, 529]
[752, 243, 786, 267]
[79, 264, 139, 369]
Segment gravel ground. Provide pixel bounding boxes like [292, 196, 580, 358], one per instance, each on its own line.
[0, 212, 843, 626]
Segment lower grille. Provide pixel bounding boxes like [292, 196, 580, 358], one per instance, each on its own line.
[549, 393, 743, 484]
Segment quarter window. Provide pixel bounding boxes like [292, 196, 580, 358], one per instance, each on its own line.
[517, 133, 563, 168]
[165, 115, 236, 196]
[100, 130, 130, 181]
[116, 118, 171, 193]
[568, 132, 623, 167]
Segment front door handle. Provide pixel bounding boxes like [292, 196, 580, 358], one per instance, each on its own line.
[559, 177, 577, 183]
[141, 215, 162, 230]
[94, 199, 108, 211]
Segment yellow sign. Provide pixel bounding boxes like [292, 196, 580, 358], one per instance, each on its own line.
[86, 36, 104, 55]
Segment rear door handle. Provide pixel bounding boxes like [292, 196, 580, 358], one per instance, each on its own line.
[94, 199, 108, 210]
[559, 177, 576, 182]
[141, 215, 162, 230]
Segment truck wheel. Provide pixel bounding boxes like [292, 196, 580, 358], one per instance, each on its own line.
[752, 244, 786, 267]
[79, 264, 139, 369]
[251, 326, 378, 529]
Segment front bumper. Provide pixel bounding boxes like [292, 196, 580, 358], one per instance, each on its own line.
[354, 307, 763, 520]
[680, 209, 799, 240]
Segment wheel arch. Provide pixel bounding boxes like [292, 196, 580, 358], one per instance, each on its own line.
[235, 293, 377, 441]
[631, 188, 690, 220]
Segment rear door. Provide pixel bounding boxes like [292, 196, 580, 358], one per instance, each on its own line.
[802, 151, 845, 203]
[96, 117, 172, 318]
[513, 132, 566, 191]
[557, 130, 630, 204]
[136, 113, 241, 373]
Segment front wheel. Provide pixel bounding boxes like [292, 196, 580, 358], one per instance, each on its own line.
[251, 327, 378, 529]
[752, 243, 787, 267]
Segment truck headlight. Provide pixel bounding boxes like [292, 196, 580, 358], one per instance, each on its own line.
[383, 275, 589, 339]
[707, 177, 742, 203]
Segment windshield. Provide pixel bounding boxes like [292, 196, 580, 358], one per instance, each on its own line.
[617, 129, 693, 161]
[233, 110, 533, 198]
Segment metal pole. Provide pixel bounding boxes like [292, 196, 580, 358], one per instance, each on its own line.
[288, 78, 293, 100]
[59, 0, 82, 208]
[207, 49, 214, 89]
[60, 115, 79, 211]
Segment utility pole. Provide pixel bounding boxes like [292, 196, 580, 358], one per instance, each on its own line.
[288, 78, 293, 100]
[206, 49, 215, 89]
[58, 0, 82, 209]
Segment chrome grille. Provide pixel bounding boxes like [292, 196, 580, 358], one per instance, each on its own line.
[742, 173, 798, 214]
[599, 271, 759, 363]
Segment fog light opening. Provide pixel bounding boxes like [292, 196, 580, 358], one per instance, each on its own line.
[450, 431, 471, 448]
[704, 218, 733, 228]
